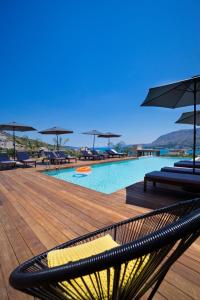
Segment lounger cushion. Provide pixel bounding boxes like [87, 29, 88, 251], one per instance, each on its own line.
[48, 234, 149, 298]
[0, 160, 15, 164]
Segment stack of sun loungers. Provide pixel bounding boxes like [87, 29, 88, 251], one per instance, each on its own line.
[144, 159, 200, 192]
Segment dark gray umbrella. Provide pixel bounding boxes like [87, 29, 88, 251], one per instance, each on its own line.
[176, 111, 200, 173]
[0, 122, 36, 159]
[39, 127, 73, 150]
[176, 111, 200, 125]
[98, 132, 121, 148]
[141, 75, 200, 173]
[82, 130, 103, 149]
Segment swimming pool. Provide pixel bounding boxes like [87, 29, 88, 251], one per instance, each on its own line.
[44, 156, 182, 194]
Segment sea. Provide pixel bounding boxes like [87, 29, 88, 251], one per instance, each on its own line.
[95, 147, 200, 156]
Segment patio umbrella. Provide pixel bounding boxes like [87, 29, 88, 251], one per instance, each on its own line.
[176, 110, 200, 125]
[98, 132, 121, 148]
[0, 122, 36, 159]
[176, 111, 200, 172]
[39, 127, 73, 150]
[82, 130, 103, 149]
[141, 75, 200, 173]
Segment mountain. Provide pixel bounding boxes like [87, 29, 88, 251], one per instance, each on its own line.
[150, 129, 200, 148]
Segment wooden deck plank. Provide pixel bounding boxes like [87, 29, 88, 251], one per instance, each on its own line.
[0, 159, 199, 299]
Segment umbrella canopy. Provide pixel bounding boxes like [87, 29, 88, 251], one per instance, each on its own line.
[141, 75, 200, 173]
[176, 111, 200, 170]
[175, 111, 200, 125]
[39, 127, 73, 150]
[0, 122, 37, 159]
[0, 122, 36, 132]
[141, 75, 200, 108]
[82, 130, 103, 149]
[98, 132, 121, 148]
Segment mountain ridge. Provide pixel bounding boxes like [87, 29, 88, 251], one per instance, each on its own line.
[149, 128, 199, 148]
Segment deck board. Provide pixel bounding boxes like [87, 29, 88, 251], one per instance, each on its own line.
[0, 158, 199, 299]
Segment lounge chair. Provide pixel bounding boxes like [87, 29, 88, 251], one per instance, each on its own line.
[90, 149, 108, 159]
[106, 149, 126, 158]
[144, 170, 200, 192]
[79, 149, 100, 160]
[44, 151, 66, 164]
[16, 151, 37, 167]
[10, 198, 200, 300]
[0, 153, 16, 169]
[161, 166, 200, 175]
[56, 151, 77, 163]
[174, 160, 200, 168]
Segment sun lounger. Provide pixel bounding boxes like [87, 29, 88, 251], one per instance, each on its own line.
[44, 151, 66, 164]
[56, 151, 77, 163]
[90, 149, 108, 159]
[79, 150, 100, 160]
[0, 153, 16, 169]
[144, 170, 200, 191]
[174, 160, 200, 168]
[106, 149, 126, 158]
[161, 166, 200, 175]
[16, 152, 37, 167]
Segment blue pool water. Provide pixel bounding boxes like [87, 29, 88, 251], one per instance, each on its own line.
[44, 156, 183, 194]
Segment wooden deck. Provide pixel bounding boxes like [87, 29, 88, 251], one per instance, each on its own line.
[0, 158, 200, 300]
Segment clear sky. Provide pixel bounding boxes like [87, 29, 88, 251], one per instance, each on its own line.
[0, 0, 200, 147]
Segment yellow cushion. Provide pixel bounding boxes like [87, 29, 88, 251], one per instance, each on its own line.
[48, 234, 149, 299]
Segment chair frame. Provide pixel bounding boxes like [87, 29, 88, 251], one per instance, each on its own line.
[10, 198, 200, 300]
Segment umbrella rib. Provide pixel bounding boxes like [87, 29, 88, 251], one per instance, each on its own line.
[172, 88, 188, 108]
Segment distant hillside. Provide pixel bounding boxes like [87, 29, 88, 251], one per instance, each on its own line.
[0, 131, 51, 150]
[0, 131, 77, 150]
[150, 129, 200, 148]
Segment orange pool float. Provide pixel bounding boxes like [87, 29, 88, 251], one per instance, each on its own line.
[76, 166, 92, 174]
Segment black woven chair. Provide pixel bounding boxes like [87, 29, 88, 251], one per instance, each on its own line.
[10, 198, 200, 300]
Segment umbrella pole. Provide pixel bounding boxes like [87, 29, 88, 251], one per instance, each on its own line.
[13, 128, 16, 160]
[93, 135, 95, 150]
[193, 80, 197, 174]
[56, 135, 59, 150]
[108, 138, 110, 148]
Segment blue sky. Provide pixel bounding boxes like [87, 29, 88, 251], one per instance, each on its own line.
[0, 0, 200, 147]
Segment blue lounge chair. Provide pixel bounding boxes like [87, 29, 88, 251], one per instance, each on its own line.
[161, 166, 200, 175]
[0, 153, 16, 169]
[44, 151, 66, 164]
[106, 149, 126, 158]
[144, 170, 200, 192]
[16, 151, 37, 167]
[174, 160, 200, 168]
[90, 149, 108, 159]
[79, 149, 100, 160]
[56, 151, 77, 163]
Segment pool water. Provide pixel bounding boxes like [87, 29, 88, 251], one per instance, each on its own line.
[44, 156, 183, 194]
